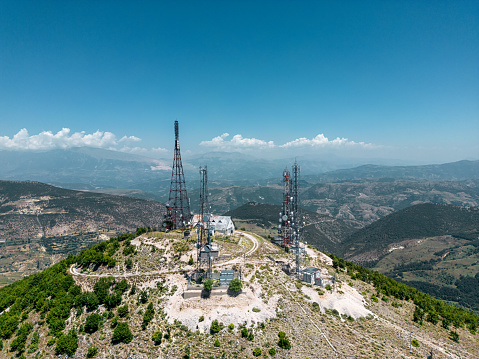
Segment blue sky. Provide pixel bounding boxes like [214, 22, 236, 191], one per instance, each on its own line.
[1, 1, 478, 164]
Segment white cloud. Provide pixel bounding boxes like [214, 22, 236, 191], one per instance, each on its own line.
[0, 128, 118, 150]
[280, 133, 374, 148]
[0, 128, 169, 155]
[199, 132, 375, 151]
[200, 133, 275, 150]
[119, 135, 142, 142]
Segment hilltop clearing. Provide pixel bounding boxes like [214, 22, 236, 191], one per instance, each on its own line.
[0, 229, 477, 358]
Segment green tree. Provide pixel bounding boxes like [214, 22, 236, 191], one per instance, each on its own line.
[277, 331, 291, 350]
[139, 290, 148, 304]
[253, 347, 262, 356]
[84, 313, 102, 334]
[203, 278, 214, 292]
[210, 319, 221, 334]
[228, 278, 243, 293]
[118, 304, 129, 318]
[125, 258, 133, 269]
[152, 331, 162, 345]
[449, 330, 459, 343]
[112, 322, 133, 344]
[0, 314, 19, 339]
[188, 255, 194, 265]
[214, 338, 221, 347]
[269, 347, 276, 356]
[55, 329, 78, 357]
[142, 302, 155, 329]
[87, 346, 98, 358]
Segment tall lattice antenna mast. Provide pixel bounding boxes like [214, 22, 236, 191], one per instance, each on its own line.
[279, 167, 292, 247]
[291, 161, 302, 276]
[197, 166, 208, 264]
[166, 121, 191, 230]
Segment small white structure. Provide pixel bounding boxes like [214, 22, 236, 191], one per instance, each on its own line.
[191, 215, 235, 235]
[209, 215, 235, 235]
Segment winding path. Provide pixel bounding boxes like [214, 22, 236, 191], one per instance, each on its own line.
[70, 230, 259, 278]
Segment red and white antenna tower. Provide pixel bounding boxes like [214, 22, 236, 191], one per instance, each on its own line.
[279, 167, 292, 247]
[166, 121, 191, 229]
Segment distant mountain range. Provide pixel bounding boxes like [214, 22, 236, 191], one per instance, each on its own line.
[1, 148, 477, 196]
[303, 160, 479, 182]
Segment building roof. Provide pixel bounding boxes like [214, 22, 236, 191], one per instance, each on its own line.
[302, 267, 320, 274]
[220, 270, 235, 278]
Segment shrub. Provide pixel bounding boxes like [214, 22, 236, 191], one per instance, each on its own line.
[188, 256, 194, 265]
[252, 307, 261, 313]
[253, 348, 262, 356]
[112, 322, 133, 344]
[55, 329, 78, 357]
[125, 258, 133, 269]
[84, 313, 102, 334]
[371, 295, 379, 303]
[203, 279, 214, 292]
[229, 278, 243, 293]
[118, 305, 129, 318]
[139, 290, 148, 304]
[449, 330, 459, 343]
[277, 331, 291, 350]
[87, 346, 98, 358]
[152, 331, 162, 345]
[142, 302, 155, 330]
[210, 319, 221, 334]
[214, 338, 220, 347]
[325, 284, 332, 291]
[228, 323, 235, 331]
[312, 302, 320, 312]
[269, 347, 276, 356]
[199, 315, 204, 322]
[411, 339, 420, 347]
[46, 338, 56, 347]
[241, 327, 248, 338]
[247, 332, 254, 341]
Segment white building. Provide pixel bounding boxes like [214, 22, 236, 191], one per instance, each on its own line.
[192, 215, 235, 236]
[209, 215, 235, 235]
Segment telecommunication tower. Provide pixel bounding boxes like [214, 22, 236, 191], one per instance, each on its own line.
[291, 161, 302, 276]
[197, 166, 214, 278]
[197, 166, 208, 261]
[166, 121, 191, 230]
[279, 168, 292, 247]
[278, 161, 303, 276]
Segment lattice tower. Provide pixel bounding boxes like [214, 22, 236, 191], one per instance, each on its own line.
[166, 121, 191, 229]
[279, 167, 292, 247]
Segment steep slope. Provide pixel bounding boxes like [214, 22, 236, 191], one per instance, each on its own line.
[0, 181, 166, 287]
[224, 202, 355, 253]
[342, 203, 479, 260]
[341, 203, 479, 311]
[0, 230, 477, 358]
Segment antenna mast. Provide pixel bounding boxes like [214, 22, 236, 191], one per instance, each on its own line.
[291, 161, 302, 277]
[166, 121, 191, 230]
